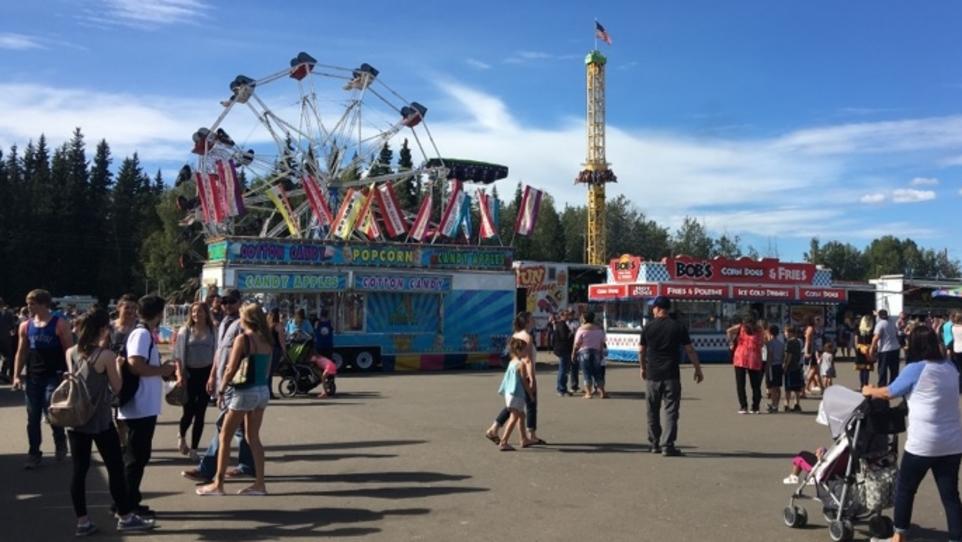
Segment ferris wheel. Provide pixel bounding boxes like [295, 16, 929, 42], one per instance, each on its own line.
[177, 52, 508, 241]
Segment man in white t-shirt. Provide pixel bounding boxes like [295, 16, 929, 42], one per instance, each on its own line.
[119, 295, 176, 518]
[871, 309, 902, 386]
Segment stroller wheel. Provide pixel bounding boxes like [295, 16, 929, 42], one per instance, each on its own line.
[783, 506, 808, 528]
[278, 377, 298, 398]
[868, 515, 894, 538]
[828, 519, 853, 542]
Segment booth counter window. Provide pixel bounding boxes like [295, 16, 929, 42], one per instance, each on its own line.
[673, 300, 721, 333]
[605, 302, 645, 331]
[340, 293, 366, 332]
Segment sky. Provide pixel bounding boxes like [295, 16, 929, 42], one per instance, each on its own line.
[3, 0, 962, 263]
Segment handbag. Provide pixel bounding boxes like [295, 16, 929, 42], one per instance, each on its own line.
[164, 379, 187, 406]
[231, 336, 256, 386]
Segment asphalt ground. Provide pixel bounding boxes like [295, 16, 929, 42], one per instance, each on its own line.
[0, 357, 954, 541]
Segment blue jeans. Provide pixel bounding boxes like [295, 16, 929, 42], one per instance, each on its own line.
[578, 349, 603, 389]
[556, 353, 571, 393]
[24, 373, 66, 458]
[198, 407, 255, 479]
[894, 451, 962, 540]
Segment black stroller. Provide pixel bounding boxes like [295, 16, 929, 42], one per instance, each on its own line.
[783, 385, 906, 541]
[275, 335, 327, 398]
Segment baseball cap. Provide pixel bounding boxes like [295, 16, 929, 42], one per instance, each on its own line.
[651, 296, 671, 310]
[222, 289, 242, 304]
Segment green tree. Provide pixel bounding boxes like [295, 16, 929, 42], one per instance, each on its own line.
[560, 204, 586, 262]
[143, 187, 201, 299]
[108, 154, 153, 295]
[814, 241, 866, 281]
[368, 142, 393, 178]
[671, 216, 713, 259]
[863, 235, 906, 277]
[90, 140, 115, 296]
[712, 233, 742, 259]
[606, 195, 671, 261]
[395, 138, 418, 210]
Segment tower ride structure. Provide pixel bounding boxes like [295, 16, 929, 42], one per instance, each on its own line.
[575, 50, 617, 266]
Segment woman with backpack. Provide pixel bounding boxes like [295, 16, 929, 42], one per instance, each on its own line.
[173, 302, 216, 459]
[64, 307, 154, 536]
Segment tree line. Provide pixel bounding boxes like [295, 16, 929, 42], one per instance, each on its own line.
[0, 129, 958, 306]
[0, 129, 165, 307]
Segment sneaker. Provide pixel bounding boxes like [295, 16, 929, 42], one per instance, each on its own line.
[55, 441, 68, 462]
[662, 447, 684, 457]
[23, 456, 41, 470]
[783, 474, 800, 485]
[75, 521, 98, 537]
[792, 404, 802, 413]
[132, 505, 155, 519]
[749, 410, 761, 414]
[650, 445, 662, 454]
[117, 515, 155, 532]
[737, 409, 748, 415]
[767, 405, 777, 414]
[784, 405, 791, 412]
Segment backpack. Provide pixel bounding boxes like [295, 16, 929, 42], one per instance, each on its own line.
[118, 324, 154, 407]
[48, 349, 102, 428]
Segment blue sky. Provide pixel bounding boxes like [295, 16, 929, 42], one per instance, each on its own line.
[3, 1, 962, 264]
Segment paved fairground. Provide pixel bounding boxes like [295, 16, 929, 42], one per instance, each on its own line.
[0, 357, 954, 542]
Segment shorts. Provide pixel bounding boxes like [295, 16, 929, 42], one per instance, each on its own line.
[820, 366, 837, 379]
[227, 386, 270, 411]
[766, 365, 784, 388]
[784, 368, 804, 391]
[504, 393, 525, 411]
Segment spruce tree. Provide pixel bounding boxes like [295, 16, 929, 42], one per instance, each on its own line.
[368, 142, 394, 178]
[89, 140, 114, 297]
[396, 138, 418, 210]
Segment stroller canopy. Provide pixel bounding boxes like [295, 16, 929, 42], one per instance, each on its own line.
[817, 386, 865, 438]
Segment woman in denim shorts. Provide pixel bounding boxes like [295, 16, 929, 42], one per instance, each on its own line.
[197, 302, 273, 497]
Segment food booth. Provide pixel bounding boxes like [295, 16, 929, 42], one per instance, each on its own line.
[589, 255, 845, 362]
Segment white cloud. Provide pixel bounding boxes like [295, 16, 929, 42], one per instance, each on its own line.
[891, 188, 936, 203]
[503, 50, 580, 64]
[860, 193, 886, 204]
[465, 58, 491, 70]
[773, 115, 962, 155]
[0, 83, 212, 161]
[0, 33, 45, 50]
[0, 79, 956, 248]
[910, 177, 939, 186]
[80, 0, 209, 28]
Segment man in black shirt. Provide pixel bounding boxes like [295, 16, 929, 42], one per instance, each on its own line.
[639, 296, 703, 457]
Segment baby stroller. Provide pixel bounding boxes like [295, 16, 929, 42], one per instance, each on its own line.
[275, 335, 326, 398]
[783, 386, 906, 542]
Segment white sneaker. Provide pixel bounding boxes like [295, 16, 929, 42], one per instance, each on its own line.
[783, 474, 800, 485]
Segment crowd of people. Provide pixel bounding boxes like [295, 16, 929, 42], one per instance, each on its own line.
[5, 285, 962, 540]
[0, 287, 345, 537]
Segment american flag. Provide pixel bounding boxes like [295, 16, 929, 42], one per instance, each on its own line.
[595, 21, 612, 45]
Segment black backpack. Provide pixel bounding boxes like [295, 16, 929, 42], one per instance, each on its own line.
[118, 324, 154, 407]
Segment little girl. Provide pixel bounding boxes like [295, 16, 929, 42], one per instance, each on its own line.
[497, 338, 536, 451]
[311, 355, 337, 398]
[819, 341, 836, 389]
